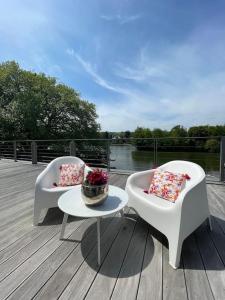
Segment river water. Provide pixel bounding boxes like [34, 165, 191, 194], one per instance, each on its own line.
[110, 145, 220, 175]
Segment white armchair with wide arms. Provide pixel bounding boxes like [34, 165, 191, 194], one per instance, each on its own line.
[125, 160, 212, 269]
[34, 156, 92, 226]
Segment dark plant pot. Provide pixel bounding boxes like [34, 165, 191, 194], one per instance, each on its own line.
[81, 183, 108, 206]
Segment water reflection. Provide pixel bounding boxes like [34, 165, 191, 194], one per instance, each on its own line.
[110, 145, 220, 174]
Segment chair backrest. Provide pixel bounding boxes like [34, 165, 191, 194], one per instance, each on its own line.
[158, 160, 205, 188]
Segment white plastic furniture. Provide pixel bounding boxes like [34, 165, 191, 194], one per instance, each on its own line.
[125, 160, 212, 269]
[58, 185, 128, 265]
[34, 156, 92, 225]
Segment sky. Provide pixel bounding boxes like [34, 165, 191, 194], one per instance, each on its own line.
[1, 0, 225, 131]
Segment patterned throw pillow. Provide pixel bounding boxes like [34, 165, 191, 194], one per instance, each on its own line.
[58, 163, 85, 186]
[148, 170, 189, 202]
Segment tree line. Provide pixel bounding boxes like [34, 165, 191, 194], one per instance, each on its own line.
[108, 125, 225, 153]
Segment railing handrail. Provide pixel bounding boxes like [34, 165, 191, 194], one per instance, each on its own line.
[0, 135, 223, 143]
[0, 136, 224, 182]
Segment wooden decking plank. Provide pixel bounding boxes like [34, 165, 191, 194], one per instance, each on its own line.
[209, 216, 225, 265]
[111, 219, 149, 300]
[110, 174, 128, 189]
[0, 225, 61, 282]
[207, 186, 225, 234]
[137, 232, 163, 300]
[0, 189, 33, 210]
[0, 214, 34, 251]
[16, 215, 116, 300]
[0, 226, 50, 265]
[182, 234, 214, 300]
[8, 218, 98, 300]
[0, 176, 36, 196]
[58, 216, 124, 300]
[0, 200, 33, 226]
[162, 245, 187, 300]
[195, 223, 225, 299]
[85, 217, 136, 300]
[0, 168, 40, 187]
[208, 185, 225, 216]
[0, 207, 33, 234]
[0, 219, 84, 300]
[210, 184, 225, 205]
[0, 165, 42, 179]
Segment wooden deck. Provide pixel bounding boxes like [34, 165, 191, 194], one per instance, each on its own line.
[0, 159, 225, 300]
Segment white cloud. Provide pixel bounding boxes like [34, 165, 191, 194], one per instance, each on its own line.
[97, 37, 225, 131]
[67, 34, 225, 132]
[100, 14, 141, 25]
[66, 49, 134, 96]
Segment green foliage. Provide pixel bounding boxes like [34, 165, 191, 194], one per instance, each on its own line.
[133, 127, 153, 149]
[170, 125, 187, 137]
[204, 139, 220, 153]
[133, 127, 152, 138]
[131, 124, 225, 153]
[0, 61, 100, 139]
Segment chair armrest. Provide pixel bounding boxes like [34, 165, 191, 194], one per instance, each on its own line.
[84, 165, 92, 177]
[126, 169, 156, 190]
[35, 165, 57, 190]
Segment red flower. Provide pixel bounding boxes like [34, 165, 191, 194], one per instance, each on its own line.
[85, 169, 108, 185]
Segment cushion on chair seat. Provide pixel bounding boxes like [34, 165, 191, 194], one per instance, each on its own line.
[58, 163, 85, 186]
[149, 169, 188, 202]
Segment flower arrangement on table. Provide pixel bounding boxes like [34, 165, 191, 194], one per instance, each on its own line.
[81, 169, 109, 206]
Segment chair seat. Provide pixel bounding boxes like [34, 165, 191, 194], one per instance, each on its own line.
[43, 185, 79, 193]
[131, 186, 174, 209]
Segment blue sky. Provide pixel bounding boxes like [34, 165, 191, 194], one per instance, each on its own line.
[1, 0, 225, 131]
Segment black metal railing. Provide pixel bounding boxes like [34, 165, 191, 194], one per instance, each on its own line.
[0, 136, 224, 181]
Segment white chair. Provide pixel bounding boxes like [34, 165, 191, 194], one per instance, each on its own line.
[34, 156, 91, 225]
[125, 160, 212, 269]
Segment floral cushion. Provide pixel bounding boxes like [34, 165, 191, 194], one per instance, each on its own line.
[58, 163, 85, 187]
[148, 170, 189, 202]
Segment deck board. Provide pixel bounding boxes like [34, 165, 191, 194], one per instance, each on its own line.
[0, 159, 225, 300]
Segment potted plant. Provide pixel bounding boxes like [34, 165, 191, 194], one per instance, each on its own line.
[81, 168, 109, 206]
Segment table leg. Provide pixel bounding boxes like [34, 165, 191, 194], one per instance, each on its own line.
[60, 213, 68, 240]
[97, 217, 101, 265]
[120, 209, 124, 218]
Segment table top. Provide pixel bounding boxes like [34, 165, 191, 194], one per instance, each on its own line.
[58, 185, 128, 218]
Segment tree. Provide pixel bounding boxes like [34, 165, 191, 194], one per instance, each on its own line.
[170, 125, 187, 137]
[188, 126, 210, 137]
[204, 139, 220, 153]
[0, 61, 100, 139]
[133, 127, 153, 149]
[133, 127, 152, 139]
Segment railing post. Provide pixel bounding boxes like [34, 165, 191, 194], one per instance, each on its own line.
[220, 136, 225, 182]
[13, 141, 17, 162]
[69, 140, 76, 156]
[153, 139, 156, 167]
[31, 141, 37, 164]
[106, 139, 111, 172]
[155, 139, 158, 166]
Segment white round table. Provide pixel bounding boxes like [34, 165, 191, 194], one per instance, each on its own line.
[58, 185, 128, 265]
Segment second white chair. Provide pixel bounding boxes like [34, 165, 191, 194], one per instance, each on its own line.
[125, 160, 212, 269]
[34, 156, 91, 225]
